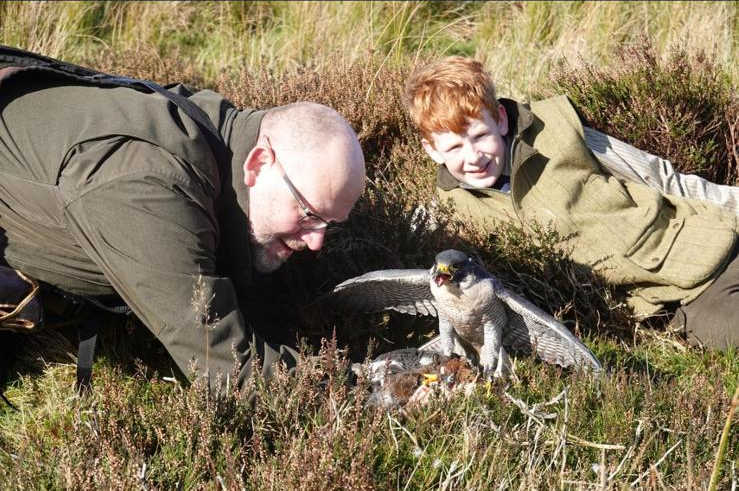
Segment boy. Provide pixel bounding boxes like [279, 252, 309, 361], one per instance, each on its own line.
[404, 56, 738, 349]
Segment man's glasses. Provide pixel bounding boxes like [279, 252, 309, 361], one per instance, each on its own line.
[265, 137, 330, 231]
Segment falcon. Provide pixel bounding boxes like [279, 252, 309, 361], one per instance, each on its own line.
[332, 249, 602, 378]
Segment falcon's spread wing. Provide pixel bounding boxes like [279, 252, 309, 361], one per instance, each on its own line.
[331, 269, 438, 317]
[496, 288, 602, 372]
[333, 264, 602, 373]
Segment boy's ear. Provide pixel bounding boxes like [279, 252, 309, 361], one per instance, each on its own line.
[421, 138, 446, 164]
[243, 145, 273, 187]
[497, 104, 509, 136]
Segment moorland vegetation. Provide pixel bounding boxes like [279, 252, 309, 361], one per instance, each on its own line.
[0, 2, 736, 489]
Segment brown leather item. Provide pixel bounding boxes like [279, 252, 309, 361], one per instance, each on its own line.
[0, 265, 43, 331]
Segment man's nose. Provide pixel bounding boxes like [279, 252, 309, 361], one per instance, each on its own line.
[299, 228, 326, 251]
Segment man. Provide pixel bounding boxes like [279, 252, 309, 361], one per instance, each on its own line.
[404, 56, 738, 349]
[0, 47, 366, 389]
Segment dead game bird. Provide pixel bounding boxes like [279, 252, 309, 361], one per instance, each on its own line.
[358, 349, 479, 408]
[333, 249, 602, 378]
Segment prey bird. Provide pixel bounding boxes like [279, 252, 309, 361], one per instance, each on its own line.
[332, 249, 602, 378]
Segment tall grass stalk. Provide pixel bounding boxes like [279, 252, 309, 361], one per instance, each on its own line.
[709, 384, 739, 491]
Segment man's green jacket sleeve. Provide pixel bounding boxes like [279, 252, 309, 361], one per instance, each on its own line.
[60, 139, 297, 388]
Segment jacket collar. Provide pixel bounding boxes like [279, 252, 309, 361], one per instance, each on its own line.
[436, 98, 535, 191]
[215, 108, 266, 281]
[219, 107, 266, 216]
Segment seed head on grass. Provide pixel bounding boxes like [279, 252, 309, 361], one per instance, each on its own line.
[191, 274, 219, 381]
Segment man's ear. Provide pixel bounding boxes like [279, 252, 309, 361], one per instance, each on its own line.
[243, 145, 272, 187]
[421, 138, 445, 164]
[497, 104, 509, 136]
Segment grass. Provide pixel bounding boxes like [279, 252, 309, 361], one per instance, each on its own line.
[0, 1, 737, 489]
[1, 338, 736, 488]
[1, 2, 736, 92]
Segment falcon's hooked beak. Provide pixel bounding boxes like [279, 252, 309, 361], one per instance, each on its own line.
[432, 263, 454, 287]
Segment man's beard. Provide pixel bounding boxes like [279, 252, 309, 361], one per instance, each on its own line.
[250, 233, 305, 274]
[252, 244, 283, 273]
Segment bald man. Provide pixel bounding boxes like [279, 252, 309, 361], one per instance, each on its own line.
[246, 103, 365, 273]
[0, 47, 365, 389]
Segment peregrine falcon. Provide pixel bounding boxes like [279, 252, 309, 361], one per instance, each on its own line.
[332, 249, 602, 378]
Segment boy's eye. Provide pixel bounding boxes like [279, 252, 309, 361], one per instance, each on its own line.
[474, 133, 488, 140]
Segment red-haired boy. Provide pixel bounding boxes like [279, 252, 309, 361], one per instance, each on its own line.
[405, 56, 738, 348]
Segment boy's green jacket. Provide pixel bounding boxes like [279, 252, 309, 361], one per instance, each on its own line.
[437, 96, 738, 315]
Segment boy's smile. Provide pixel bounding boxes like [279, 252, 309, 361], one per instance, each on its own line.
[422, 105, 509, 189]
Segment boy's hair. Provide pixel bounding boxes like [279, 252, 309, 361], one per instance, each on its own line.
[404, 56, 499, 145]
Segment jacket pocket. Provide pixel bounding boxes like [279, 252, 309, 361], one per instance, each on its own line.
[625, 216, 683, 271]
[625, 214, 736, 288]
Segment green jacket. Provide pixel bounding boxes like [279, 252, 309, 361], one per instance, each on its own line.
[0, 67, 296, 387]
[437, 96, 738, 315]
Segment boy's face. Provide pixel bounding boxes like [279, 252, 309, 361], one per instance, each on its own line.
[422, 105, 508, 189]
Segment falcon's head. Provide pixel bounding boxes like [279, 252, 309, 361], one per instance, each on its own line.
[431, 249, 483, 287]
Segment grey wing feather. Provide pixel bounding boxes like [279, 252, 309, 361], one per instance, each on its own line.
[332, 269, 438, 317]
[497, 288, 602, 372]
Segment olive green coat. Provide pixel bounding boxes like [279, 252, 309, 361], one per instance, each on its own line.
[437, 96, 738, 315]
[0, 69, 297, 388]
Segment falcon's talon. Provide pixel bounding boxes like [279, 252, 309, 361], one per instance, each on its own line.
[484, 380, 494, 397]
[421, 373, 438, 385]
